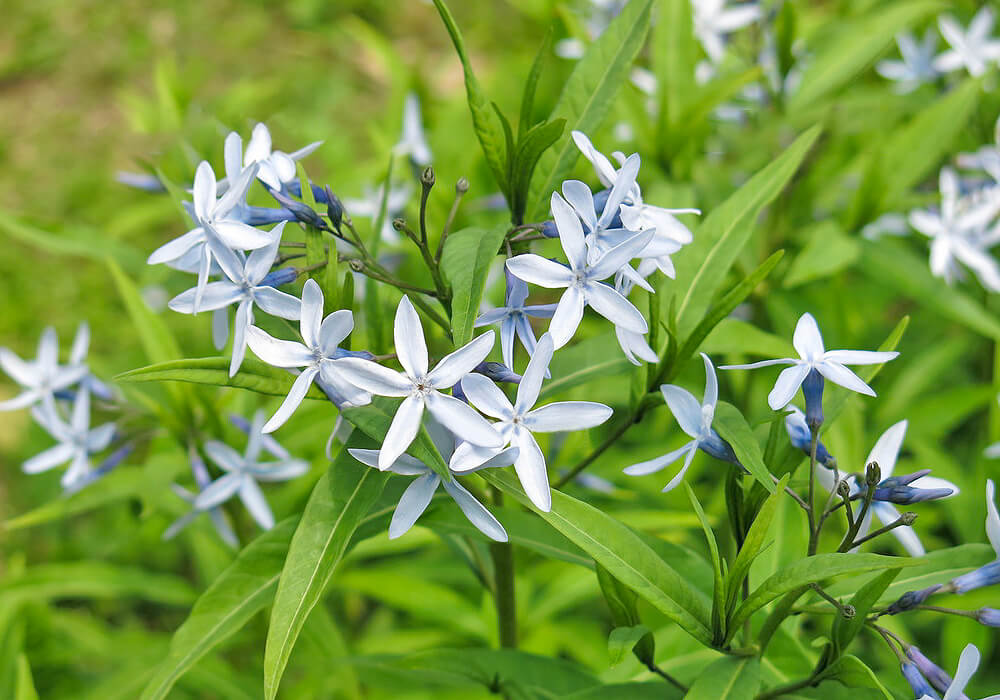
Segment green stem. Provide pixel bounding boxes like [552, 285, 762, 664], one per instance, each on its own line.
[490, 536, 517, 649]
[806, 430, 820, 555]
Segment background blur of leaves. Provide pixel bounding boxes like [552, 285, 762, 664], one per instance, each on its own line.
[1, 0, 999, 697]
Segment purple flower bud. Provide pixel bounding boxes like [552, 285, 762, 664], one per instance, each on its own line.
[115, 171, 167, 192]
[802, 368, 824, 428]
[591, 188, 624, 229]
[475, 361, 521, 385]
[906, 646, 957, 696]
[332, 348, 376, 361]
[287, 179, 331, 204]
[886, 584, 942, 614]
[949, 560, 1000, 594]
[784, 407, 836, 467]
[901, 662, 940, 700]
[976, 607, 1000, 626]
[261, 267, 298, 288]
[324, 186, 343, 231]
[540, 220, 559, 238]
[242, 205, 298, 226]
[700, 429, 741, 467]
[269, 189, 331, 231]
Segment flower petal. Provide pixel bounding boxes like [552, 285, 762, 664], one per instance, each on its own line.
[148, 228, 206, 265]
[23, 442, 75, 473]
[551, 191, 588, 270]
[193, 161, 217, 221]
[169, 282, 244, 314]
[425, 391, 503, 448]
[395, 296, 428, 379]
[662, 445, 699, 492]
[212, 308, 229, 350]
[239, 477, 275, 530]
[245, 225, 284, 283]
[944, 645, 981, 700]
[562, 179, 598, 233]
[300, 279, 324, 349]
[246, 326, 313, 367]
[700, 353, 718, 414]
[254, 287, 302, 320]
[195, 473, 244, 510]
[523, 401, 612, 432]
[816, 361, 876, 397]
[379, 394, 425, 470]
[211, 220, 274, 251]
[441, 477, 508, 541]
[510, 427, 551, 512]
[262, 366, 319, 433]
[230, 301, 250, 376]
[588, 229, 654, 280]
[792, 313, 825, 361]
[319, 310, 355, 357]
[333, 358, 412, 397]
[505, 255, 574, 288]
[585, 283, 647, 334]
[547, 286, 585, 349]
[822, 350, 899, 366]
[660, 384, 703, 438]
[624, 442, 694, 476]
[428, 331, 494, 388]
[767, 363, 811, 410]
[460, 373, 513, 419]
[204, 441, 245, 473]
[987, 479, 1000, 557]
[515, 333, 553, 413]
[389, 472, 439, 538]
[865, 420, 907, 478]
[0, 349, 36, 387]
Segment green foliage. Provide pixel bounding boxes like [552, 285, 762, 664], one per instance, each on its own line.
[683, 656, 760, 699]
[440, 225, 508, 347]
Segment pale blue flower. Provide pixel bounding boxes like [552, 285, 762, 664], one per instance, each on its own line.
[909, 643, 1000, 700]
[0, 326, 88, 413]
[163, 445, 239, 548]
[26, 389, 115, 490]
[474, 270, 556, 371]
[692, 0, 761, 64]
[877, 30, 939, 92]
[242, 122, 323, 192]
[395, 93, 433, 166]
[945, 479, 1000, 594]
[934, 8, 1000, 77]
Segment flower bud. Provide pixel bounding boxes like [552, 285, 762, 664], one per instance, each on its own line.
[270, 189, 330, 231]
[948, 560, 1000, 595]
[801, 368, 824, 428]
[540, 220, 559, 238]
[261, 267, 298, 288]
[900, 662, 940, 700]
[421, 166, 436, 188]
[324, 186, 343, 231]
[976, 607, 1000, 627]
[873, 471, 954, 504]
[905, 646, 953, 695]
[392, 217, 406, 231]
[866, 461, 882, 487]
[886, 584, 941, 614]
[456, 177, 470, 194]
[475, 361, 521, 385]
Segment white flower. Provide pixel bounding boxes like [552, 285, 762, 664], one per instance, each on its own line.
[474, 271, 556, 371]
[860, 212, 909, 241]
[247, 279, 371, 432]
[163, 445, 239, 548]
[456, 333, 613, 511]
[958, 116, 1000, 184]
[25, 389, 115, 490]
[720, 312, 899, 410]
[934, 8, 1000, 77]
[194, 411, 310, 530]
[349, 418, 516, 541]
[147, 160, 274, 310]
[395, 92, 433, 166]
[624, 353, 735, 491]
[613, 275, 658, 365]
[692, 0, 761, 64]
[820, 420, 959, 557]
[168, 223, 301, 376]
[506, 191, 652, 348]
[917, 644, 1000, 700]
[334, 296, 503, 470]
[243, 122, 323, 192]
[0, 326, 88, 412]
[908, 168, 1000, 291]
[876, 30, 939, 92]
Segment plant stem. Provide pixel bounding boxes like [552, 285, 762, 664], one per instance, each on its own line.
[554, 415, 635, 488]
[489, 487, 517, 649]
[806, 430, 819, 555]
[848, 513, 916, 549]
[646, 663, 687, 692]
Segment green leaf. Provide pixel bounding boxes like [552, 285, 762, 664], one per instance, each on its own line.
[725, 477, 788, 614]
[684, 484, 726, 641]
[107, 257, 183, 364]
[263, 435, 391, 699]
[783, 223, 859, 288]
[727, 553, 919, 643]
[3, 467, 148, 530]
[538, 333, 632, 400]
[0, 214, 142, 267]
[115, 356, 328, 400]
[608, 625, 652, 666]
[518, 26, 553, 139]
[713, 402, 775, 493]
[14, 655, 38, 700]
[859, 238, 1000, 340]
[0, 562, 195, 608]
[815, 656, 892, 699]
[787, 1, 940, 112]
[481, 469, 713, 644]
[440, 225, 508, 347]
[678, 250, 784, 364]
[653, 0, 697, 147]
[526, 0, 654, 221]
[672, 127, 821, 337]
[140, 519, 297, 700]
[510, 118, 565, 224]
[432, 0, 508, 197]
[343, 400, 450, 478]
[831, 569, 899, 658]
[702, 319, 794, 359]
[683, 656, 760, 700]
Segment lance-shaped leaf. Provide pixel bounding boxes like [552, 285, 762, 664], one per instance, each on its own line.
[263, 435, 391, 699]
[684, 656, 760, 700]
[441, 225, 508, 347]
[712, 402, 775, 494]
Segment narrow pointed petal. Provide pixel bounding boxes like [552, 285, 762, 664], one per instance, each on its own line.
[460, 373, 514, 419]
[334, 358, 412, 397]
[767, 363, 811, 410]
[816, 361, 876, 397]
[0, 349, 37, 386]
[85, 423, 116, 452]
[148, 228, 206, 265]
[662, 446, 699, 492]
[239, 478, 275, 529]
[524, 401, 612, 432]
[300, 279, 324, 349]
[624, 442, 695, 476]
[23, 442, 75, 473]
[429, 331, 495, 389]
[204, 441, 246, 473]
[588, 228, 655, 280]
[866, 420, 907, 478]
[319, 310, 355, 357]
[212, 308, 229, 350]
[70, 323, 90, 365]
[379, 395, 425, 469]
[548, 286, 585, 348]
[318, 362, 372, 407]
[425, 391, 503, 448]
[505, 255, 575, 288]
[823, 349, 899, 365]
[586, 283, 647, 334]
[943, 645, 980, 700]
[986, 479, 1000, 556]
[562, 180, 598, 233]
[475, 308, 510, 327]
[508, 427, 550, 511]
[499, 316, 516, 370]
[551, 191, 588, 270]
[719, 359, 795, 370]
[660, 385, 703, 438]
[71, 388, 90, 433]
[389, 473, 439, 538]
[245, 226, 284, 283]
[395, 296, 428, 379]
[215, 162, 259, 217]
[223, 131, 243, 182]
[246, 327, 313, 367]
[515, 333, 553, 413]
[792, 313, 825, 360]
[0, 391, 39, 411]
[262, 366, 319, 433]
[212, 220, 274, 251]
[598, 153, 640, 231]
[245, 123, 272, 165]
[254, 287, 302, 320]
[194, 473, 244, 510]
[192, 162, 217, 221]
[229, 302, 250, 376]
[441, 478, 508, 541]
[169, 282, 244, 314]
[38, 327, 58, 371]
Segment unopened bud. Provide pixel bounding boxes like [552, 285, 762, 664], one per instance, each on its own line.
[837, 480, 852, 498]
[348, 259, 364, 272]
[324, 186, 343, 231]
[456, 176, 469, 194]
[392, 217, 405, 231]
[976, 607, 1000, 627]
[421, 166, 436, 188]
[900, 511, 918, 526]
[865, 462, 882, 487]
[840, 604, 856, 619]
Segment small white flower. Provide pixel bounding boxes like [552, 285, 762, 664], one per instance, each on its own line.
[692, 0, 761, 64]
[820, 420, 959, 557]
[474, 271, 556, 371]
[147, 160, 274, 311]
[908, 168, 1000, 291]
[247, 279, 370, 432]
[917, 644, 1000, 700]
[0, 327, 88, 413]
[860, 212, 909, 241]
[395, 93, 433, 166]
[958, 116, 1000, 184]
[624, 353, 734, 491]
[456, 333, 613, 511]
[720, 312, 899, 410]
[25, 389, 115, 490]
[169, 223, 301, 376]
[876, 30, 939, 92]
[934, 7, 1000, 77]
[163, 445, 239, 548]
[349, 418, 516, 541]
[194, 411, 310, 530]
[334, 296, 503, 470]
[506, 191, 652, 348]
[243, 122, 323, 192]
